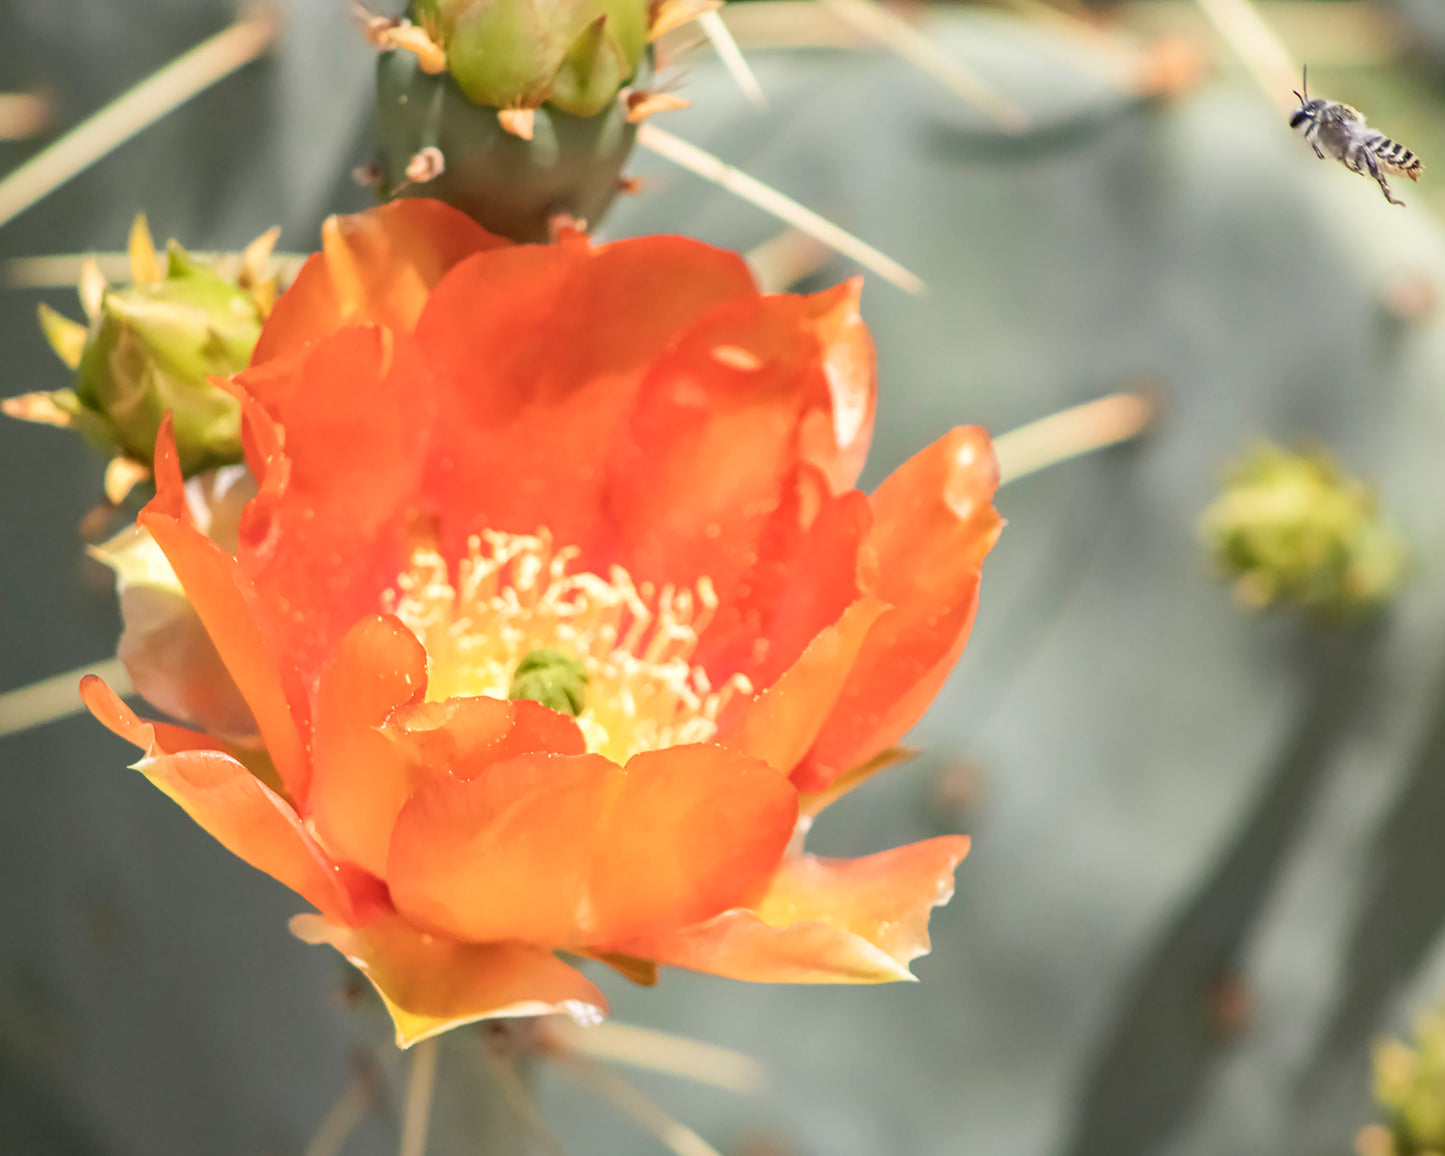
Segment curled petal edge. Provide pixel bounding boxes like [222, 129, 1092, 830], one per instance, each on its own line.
[291, 913, 609, 1048]
[141, 415, 312, 799]
[80, 675, 360, 924]
[620, 836, 970, 984]
[725, 596, 888, 776]
[799, 277, 877, 493]
[797, 746, 919, 819]
[386, 743, 797, 950]
[623, 908, 918, 984]
[796, 426, 1002, 791]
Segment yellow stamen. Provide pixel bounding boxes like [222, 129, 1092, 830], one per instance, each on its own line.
[384, 529, 751, 765]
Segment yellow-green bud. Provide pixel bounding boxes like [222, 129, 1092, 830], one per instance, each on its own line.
[509, 649, 590, 717]
[1198, 442, 1406, 619]
[2, 217, 277, 500]
[1365, 1009, 1445, 1155]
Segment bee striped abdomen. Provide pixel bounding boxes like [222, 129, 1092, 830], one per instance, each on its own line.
[1377, 138, 1423, 181]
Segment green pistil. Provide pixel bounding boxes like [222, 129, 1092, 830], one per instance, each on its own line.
[508, 649, 589, 717]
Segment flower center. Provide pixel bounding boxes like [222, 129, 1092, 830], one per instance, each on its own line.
[509, 648, 589, 717]
[382, 529, 752, 764]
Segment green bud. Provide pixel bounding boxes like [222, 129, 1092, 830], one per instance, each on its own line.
[1198, 442, 1407, 620]
[509, 648, 590, 717]
[375, 45, 642, 242]
[1366, 1009, 1445, 1154]
[74, 245, 255, 470]
[3, 216, 277, 499]
[412, 0, 647, 118]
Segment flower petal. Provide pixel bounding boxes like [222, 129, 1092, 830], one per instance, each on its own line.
[797, 746, 918, 819]
[385, 695, 588, 780]
[80, 675, 362, 924]
[320, 690, 590, 878]
[232, 328, 434, 683]
[140, 415, 311, 799]
[723, 595, 887, 775]
[94, 515, 258, 742]
[697, 481, 873, 684]
[795, 278, 876, 493]
[307, 615, 429, 877]
[253, 199, 504, 366]
[588, 745, 798, 945]
[623, 910, 912, 983]
[756, 838, 970, 963]
[794, 427, 1002, 792]
[414, 232, 757, 553]
[621, 836, 969, 983]
[388, 752, 613, 946]
[291, 913, 607, 1048]
[387, 744, 797, 949]
[603, 294, 834, 603]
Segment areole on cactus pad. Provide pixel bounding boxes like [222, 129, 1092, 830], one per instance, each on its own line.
[375, 48, 644, 244]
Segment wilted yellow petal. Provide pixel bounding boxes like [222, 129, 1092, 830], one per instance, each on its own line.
[78, 256, 107, 319]
[37, 302, 88, 369]
[1, 390, 74, 428]
[128, 214, 163, 284]
[104, 456, 152, 505]
[242, 224, 281, 276]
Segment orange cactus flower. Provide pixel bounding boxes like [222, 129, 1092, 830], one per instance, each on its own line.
[81, 199, 1002, 1046]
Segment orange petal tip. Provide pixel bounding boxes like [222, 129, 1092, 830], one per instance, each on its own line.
[80, 673, 146, 749]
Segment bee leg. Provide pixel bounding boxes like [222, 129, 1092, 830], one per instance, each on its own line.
[1364, 151, 1405, 206]
[1311, 143, 1326, 160]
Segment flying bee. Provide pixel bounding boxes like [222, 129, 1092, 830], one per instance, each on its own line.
[1289, 68, 1423, 206]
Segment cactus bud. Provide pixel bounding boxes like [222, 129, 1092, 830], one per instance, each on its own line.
[2, 216, 277, 500]
[371, 0, 709, 241]
[1360, 1008, 1445, 1156]
[1198, 441, 1406, 619]
[410, 0, 647, 117]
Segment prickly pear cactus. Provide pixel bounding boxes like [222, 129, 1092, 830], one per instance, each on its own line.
[2, 217, 277, 503]
[367, 0, 708, 241]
